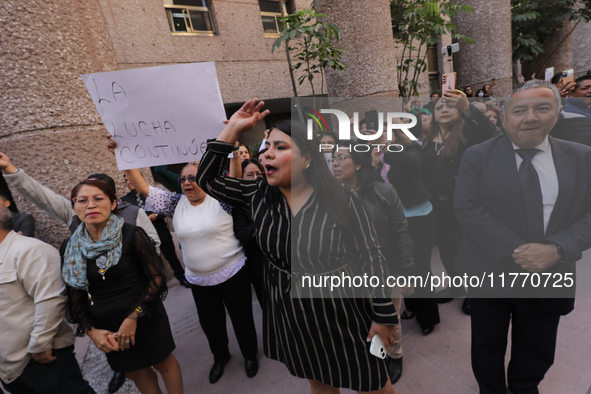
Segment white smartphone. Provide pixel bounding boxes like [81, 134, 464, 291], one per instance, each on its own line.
[544, 67, 555, 81]
[369, 335, 387, 359]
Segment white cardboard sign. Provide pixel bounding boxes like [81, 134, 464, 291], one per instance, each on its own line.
[81, 62, 226, 170]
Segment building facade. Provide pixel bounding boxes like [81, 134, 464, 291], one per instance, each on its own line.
[1, 0, 589, 244]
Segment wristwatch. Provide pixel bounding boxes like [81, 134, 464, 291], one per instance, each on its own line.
[551, 242, 566, 263]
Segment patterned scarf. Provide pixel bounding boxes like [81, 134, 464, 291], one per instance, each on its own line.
[62, 214, 124, 290]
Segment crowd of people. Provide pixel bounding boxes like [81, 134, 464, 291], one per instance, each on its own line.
[0, 73, 590, 394]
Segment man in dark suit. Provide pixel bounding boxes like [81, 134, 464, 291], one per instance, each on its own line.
[454, 79, 591, 393]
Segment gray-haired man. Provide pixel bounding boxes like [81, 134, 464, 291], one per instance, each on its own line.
[454, 80, 591, 393]
[0, 205, 95, 393]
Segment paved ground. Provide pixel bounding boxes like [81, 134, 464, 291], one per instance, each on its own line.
[3, 246, 590, 394]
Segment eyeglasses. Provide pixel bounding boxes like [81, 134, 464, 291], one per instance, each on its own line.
[328, 154, 353, 163]
[177, 175, 197, 184]
[244, 172, 264, 180]
[73, 194, 109, 206]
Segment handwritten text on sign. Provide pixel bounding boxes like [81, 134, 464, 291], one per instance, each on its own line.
[81, 62, 226, 170]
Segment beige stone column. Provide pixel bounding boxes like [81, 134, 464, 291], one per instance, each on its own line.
[572, 21, 591, 76]
[452, 0, 513, 97]
[313, 0, 399, 97]
[0, 1, 128, 246]
[522, 21, 574, 81]
[572, 22, 591, 77]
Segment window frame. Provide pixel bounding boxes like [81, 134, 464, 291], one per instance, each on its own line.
[164, 3, 216, 36]
[259, 0, 288, 37]
[260, 11, 281, 37]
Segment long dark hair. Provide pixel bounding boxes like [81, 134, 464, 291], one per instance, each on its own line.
[332, 140, 383, 200]
[423, 97, 466, 159]
[410, 110, 429, 140]
[270, 120, 355, 233]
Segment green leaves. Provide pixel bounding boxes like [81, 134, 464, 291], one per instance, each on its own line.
[511, 0, 591, 67]
[390, 0, 474, 96]
[271, 6, 347, 96]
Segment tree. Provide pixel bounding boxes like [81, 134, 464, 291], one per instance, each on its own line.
[390, 0, 474, 97]
[272, 7, 346, 97]
[511, 0, 591, 77]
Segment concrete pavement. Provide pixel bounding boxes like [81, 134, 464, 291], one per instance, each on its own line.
[70, 246, 591, 394]
[3, 247, 589, 394]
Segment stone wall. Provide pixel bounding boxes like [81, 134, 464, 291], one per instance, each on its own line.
[314, 0, 399, 97]
[0, 0, 125, 247]
[452, 0, 513, 97]
[96, 0, 317, 102]
[572, 21, 591, 76]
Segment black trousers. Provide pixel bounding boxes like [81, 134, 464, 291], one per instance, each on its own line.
[432, 198, 463, 278]
[1, 345, 95, 394]
[190, 266, 258, 362]
[470, 297, 560, 394]
[403, 212, 440, 328]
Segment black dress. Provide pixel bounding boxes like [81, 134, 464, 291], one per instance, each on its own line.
[62, 224, 175, 373]
[197, 141, 397, 391]
[422, 106, 498, 277]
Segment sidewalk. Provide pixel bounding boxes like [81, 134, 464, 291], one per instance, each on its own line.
[72, 245, 591, 394]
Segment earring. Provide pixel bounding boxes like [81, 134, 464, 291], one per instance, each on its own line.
[305, 162, 311, 170]
[356, 167, 361, 171]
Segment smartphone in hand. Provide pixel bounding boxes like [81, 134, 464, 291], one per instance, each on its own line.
[441, 72, 457, 92]
[562, 69, 575, 86]
[369, 335, 387, 359]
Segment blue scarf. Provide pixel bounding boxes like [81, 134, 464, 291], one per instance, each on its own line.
[62, 214, 124, 290]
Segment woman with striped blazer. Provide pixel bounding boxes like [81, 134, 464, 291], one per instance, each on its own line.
[197, 99, 398, 394]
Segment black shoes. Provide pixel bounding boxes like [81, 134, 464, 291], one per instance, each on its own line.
[387, 356, 403, 384]
[422, 325, 435, 335]
[245, 358, 258, 378]
[209, 354, 231, 384]
[107, 371, 126, 393]
[400, 310, 415, 320]
[462, 298, 471, 315]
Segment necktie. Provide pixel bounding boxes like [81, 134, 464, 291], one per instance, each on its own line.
[515, 149, 544, 242]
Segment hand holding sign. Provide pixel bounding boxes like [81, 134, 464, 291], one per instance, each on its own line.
[82, 62, 226, 170]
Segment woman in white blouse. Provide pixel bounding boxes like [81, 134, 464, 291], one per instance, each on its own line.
[106, 153, 259, 385]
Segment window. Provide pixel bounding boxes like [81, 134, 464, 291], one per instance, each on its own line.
[259, 0, 289, 37]
[164, 0, 215, 35]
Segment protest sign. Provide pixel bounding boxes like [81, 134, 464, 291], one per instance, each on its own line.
[81, 62, 226, 170]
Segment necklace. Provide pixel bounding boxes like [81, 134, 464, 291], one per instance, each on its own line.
[435, 141, 445, 156]
[435, 130, 448, 156]
[96, 255, 108, 280]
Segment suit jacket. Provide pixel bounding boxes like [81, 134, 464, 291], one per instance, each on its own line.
[454, 134, 591, 315]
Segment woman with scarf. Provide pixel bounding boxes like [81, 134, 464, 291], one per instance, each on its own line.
[61, 179, 182, 393]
